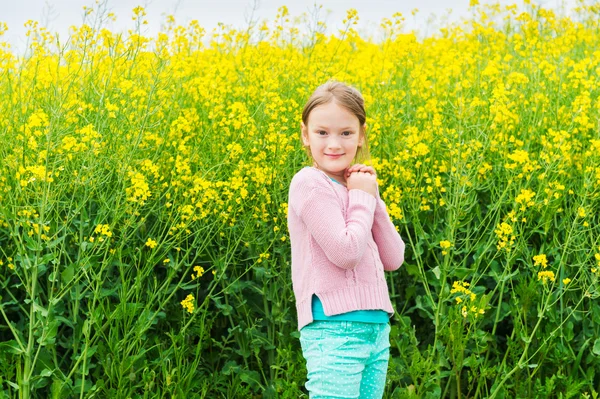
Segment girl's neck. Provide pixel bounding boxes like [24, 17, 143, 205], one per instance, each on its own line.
[312, 165, 347, 187]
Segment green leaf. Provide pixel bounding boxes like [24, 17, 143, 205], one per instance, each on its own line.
[40, 252, 57, 265]
[48, 271, 57, 282]
[61, 265, 74, 284]
[564, 321, 574, 341]
[212, 296, 233, 316]
[33, 301, 49, 317]
[40, 369, 53, 378]
[38, 319, 59, 346]
[593, 339, 600, 356]
[432, 266, 441, 280]
[240, 370, 260, 388]
[25, 237, 43, 251]
[46, 236, 65, 248]
[0, 340, 24, 354]
[222, 360, 240, 375]
[404, 263, 420, 277]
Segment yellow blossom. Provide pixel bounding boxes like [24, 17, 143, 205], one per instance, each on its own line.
[533, 254, 548, 268]
[538, 270, 555, 283]
[192, 266, 205, 279]
[440, 240, 452, 249]
[180, 294, 195, 314]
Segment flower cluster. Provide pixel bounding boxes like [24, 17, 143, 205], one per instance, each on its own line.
[538, 270, 556, 283]
[450, 281, 485, 319]
[191, 266, 205, 279]
[533, 254, 548, 268]
[515, 189, 536, 211]
[91, 224, 113, 243]
[495, 222, 515, 252]
[533, 254, 557, 284]
[180, 294, 195, 314]
[439, 240, 452, 256]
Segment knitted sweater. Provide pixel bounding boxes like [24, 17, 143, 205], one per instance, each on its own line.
[287, 166, 405, 330]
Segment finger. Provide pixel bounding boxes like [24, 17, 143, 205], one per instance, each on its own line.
[346, 164, 364, 176]
[361, 166, 376, 175]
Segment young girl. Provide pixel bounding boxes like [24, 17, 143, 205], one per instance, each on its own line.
[287, 81, 405, 398]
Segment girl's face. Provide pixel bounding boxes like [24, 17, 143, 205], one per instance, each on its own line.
[301, 101, 364, 184]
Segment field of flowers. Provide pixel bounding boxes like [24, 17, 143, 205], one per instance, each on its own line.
[1, 1, 600, 398]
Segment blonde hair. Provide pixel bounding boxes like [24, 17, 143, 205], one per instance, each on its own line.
[301, 81, 371, 164]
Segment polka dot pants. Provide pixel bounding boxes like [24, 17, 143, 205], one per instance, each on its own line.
[299, 320, 391, 399]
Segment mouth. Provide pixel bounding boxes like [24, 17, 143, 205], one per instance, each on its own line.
[325, 154, 344, 158]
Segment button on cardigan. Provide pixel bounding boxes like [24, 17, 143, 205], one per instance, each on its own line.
[287, 166, 405, 331]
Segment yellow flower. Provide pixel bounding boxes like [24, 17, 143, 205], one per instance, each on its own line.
[180, 294, 195, 314]
[533, 254, 548, 268]
[94, 224, 113, 237]
[192, 266, 205, 279]
[562, 278, 571, 285]
[495, 221, 515, 252]
[515, 189, 536, 209]
[450, 281, 471, 295]
[145, 238, 158, 249]
[440, 240, 452, 249]
[538, 270, 555, 283]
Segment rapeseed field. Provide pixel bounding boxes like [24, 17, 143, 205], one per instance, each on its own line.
[1, 2, 599, 397]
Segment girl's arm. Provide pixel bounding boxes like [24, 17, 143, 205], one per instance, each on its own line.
[290, 176, 377, 270]
[372, 193, 405, 271]
[345, 164, 405, 271]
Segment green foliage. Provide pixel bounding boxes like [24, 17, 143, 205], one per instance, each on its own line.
[2, 1, 600, 398]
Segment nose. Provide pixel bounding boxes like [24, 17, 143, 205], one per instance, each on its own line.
[327, 136, 342, 151]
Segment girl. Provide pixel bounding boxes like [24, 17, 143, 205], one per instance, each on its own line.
[287, 81, 405, 398]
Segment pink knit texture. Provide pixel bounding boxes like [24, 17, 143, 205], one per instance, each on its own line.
[287, 167, 405, 330]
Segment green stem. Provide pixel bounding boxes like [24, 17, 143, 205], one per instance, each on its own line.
[22, 266, 38, 399]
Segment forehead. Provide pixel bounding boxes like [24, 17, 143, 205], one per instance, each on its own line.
[308, 101, 359, 127]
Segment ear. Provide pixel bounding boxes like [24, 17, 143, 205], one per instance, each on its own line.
[358, 124, 367, 147]
[301, 122, 309, 146]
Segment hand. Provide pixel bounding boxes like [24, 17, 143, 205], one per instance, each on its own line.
[346, 170, 378, 198]
[345, 164, 377, 179]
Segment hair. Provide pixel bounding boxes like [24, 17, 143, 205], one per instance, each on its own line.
[301, 80, 371, 165]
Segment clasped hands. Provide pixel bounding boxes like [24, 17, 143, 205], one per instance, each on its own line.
[345, 164, 378, 198]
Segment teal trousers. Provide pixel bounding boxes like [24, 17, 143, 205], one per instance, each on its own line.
[300, 320, 391, 399]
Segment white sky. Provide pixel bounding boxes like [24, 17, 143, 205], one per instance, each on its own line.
[0, 0, 580, 52]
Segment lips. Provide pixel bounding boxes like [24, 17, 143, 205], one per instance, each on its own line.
[325, 154, 344, 158]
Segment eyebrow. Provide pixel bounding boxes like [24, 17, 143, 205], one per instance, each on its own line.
[315, 126, 356, 130]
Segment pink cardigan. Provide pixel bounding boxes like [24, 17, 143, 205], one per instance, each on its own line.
[287, 166, 405, 330]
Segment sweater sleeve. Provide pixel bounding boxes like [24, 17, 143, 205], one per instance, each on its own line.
[290, 177, 377, 270]
[372, 193, 405, 272]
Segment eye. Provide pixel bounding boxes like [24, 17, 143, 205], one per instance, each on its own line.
[342, 131, 352, 136]
[317, 130, 327, 135]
